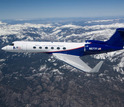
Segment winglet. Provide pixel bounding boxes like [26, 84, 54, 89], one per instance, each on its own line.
[89, 61, 103, 73]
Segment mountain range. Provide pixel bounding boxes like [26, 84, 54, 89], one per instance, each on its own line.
[0, 17, 124, 107]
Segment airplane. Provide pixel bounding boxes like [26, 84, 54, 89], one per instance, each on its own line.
[1, 28, 124, 73]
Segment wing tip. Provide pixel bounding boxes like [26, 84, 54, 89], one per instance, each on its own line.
[89, 61, 104, 73]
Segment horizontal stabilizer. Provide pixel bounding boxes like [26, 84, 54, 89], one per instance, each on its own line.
[53, 53, 103, 73]
[90, 61, 103, 73]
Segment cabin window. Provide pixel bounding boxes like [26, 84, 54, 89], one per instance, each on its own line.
[10, 43, 14, 46]
[33, 46, 36, 49]
[57, 47, 60, 50]
[51, 47, 54, 49]
[63, 47, 66, 50]
[39, 47, 42, 49]
[45, 47, 48, 49]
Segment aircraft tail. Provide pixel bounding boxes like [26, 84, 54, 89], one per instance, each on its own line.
[106, 28, 124, 47]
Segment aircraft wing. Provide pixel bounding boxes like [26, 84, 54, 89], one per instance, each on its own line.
[53, 53, 103, 73]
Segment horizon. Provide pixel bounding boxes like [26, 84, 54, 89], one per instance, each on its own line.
[1, 16, 124, 21]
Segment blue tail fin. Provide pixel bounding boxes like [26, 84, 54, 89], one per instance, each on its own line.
[106, 28, 124, 47]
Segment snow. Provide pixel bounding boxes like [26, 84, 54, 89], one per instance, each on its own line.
[0, 21, 6, 25]
[0, 59, 5, 62]
[53, 24, 82, 31]
[86, 19, 117, 23]
[39, 65, 47, 71]
[50, 29, 61, 36]
[0, 23, 52, 36]
[83, 23, 124, 30]
[61, 24, 82, 29]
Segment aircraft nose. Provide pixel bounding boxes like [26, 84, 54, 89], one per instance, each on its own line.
[1, 47, 6, 51]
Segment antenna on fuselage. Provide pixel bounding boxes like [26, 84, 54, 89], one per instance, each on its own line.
[89, 34, 95, 40]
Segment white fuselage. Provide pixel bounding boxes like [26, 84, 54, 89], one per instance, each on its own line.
[2, 41, 86, 53]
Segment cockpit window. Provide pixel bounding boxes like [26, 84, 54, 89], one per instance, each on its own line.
[10, 43, 14, 46]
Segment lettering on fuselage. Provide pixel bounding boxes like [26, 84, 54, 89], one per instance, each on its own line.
[89, 47, 101, 50]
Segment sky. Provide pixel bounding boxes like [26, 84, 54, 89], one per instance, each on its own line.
[0, 0, 124, 19]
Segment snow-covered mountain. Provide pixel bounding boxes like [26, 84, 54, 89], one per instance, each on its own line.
[0, 18, 124, 73]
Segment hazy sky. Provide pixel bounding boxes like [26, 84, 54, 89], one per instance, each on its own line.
[0, 0, 124, 19]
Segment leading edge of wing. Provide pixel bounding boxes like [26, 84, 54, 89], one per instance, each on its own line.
[53, 53, 103, 73]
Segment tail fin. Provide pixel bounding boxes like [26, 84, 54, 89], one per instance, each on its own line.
[106, 28, 124, 47]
